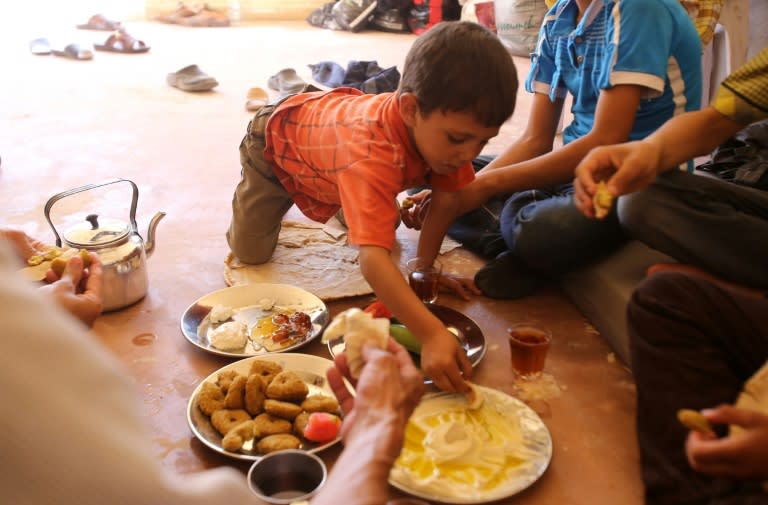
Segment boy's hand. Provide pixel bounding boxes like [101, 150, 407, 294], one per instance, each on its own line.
[400, 190, 432, 230]
[685, 405, 768, 480]
[439, 273, 481, 300]
[420, 330, 472, 393]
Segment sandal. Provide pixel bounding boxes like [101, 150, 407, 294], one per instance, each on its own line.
[167, 64, 219, 92]
[29, 38, 51, 55]
[51, 43, 93, 61]
[95, 30, 150, 54]
[156, 2, 201, 24]
[179, 5, 230, 27]
[245, 87, 270, 112]
[76, 14, 122, 31]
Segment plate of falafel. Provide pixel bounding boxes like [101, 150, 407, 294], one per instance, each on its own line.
[187, 353, 345, 461]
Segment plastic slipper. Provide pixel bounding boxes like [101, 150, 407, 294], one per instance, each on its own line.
[155, 2, 200, 24]
[95, 31, 150, 54]
[167, 64, 219, 92]
[267, 68, 307, 97]
[29, 38, 51, 55]
[245, 87, 270, 112]
[76, 14, 122, 31]
[51, 43, 93, 61]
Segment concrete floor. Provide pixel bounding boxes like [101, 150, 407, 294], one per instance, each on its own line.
[1, 20, 641, 504]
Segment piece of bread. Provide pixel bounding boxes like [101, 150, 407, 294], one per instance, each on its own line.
[322, 308, 389, 378]
[677, 409, 714, 435]
[593, 181, 613, 219]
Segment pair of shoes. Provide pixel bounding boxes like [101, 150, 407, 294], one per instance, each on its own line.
[267, 68, 306, 98]
[95, 30, 150, 53]
[156, 2, 230, 26]
[474, 251, 541, 299]
[167, 64, 218, 91]
[76, 13, 122, 31]
[179, 4, 230, 27]
[30, 38, 94, 60]
[245, 87, 269, 111]
[156, 1, 200, 23]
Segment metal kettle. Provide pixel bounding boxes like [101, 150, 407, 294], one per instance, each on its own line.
[44, 178, 166, 311]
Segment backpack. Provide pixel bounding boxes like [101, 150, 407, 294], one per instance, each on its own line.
[408, 0, 462, 35]
[697, 119, 768, 191]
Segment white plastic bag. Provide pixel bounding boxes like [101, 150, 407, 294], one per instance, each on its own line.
[494, 0, 547, 56]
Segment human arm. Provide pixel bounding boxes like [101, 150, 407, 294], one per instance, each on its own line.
[0, 228, 49, 262]
[415, 189, 481, 300]
[358, 245, 472, 392]
[38, 253, 103, 327]
[0, 248, 257, 505]
[462, 85, 642, 217]
[472, 85, 643, 203]
[0, 229, 104, 326]
[685, 405, 768, 480]
[573, 107, 744, 217]
[314, 340, 425, 505]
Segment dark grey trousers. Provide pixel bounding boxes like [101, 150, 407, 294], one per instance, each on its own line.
[619, 170, 768, 289]
[629, 271, 768, 504]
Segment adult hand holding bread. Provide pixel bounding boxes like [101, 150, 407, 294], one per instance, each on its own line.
[683, 405, 768, 480]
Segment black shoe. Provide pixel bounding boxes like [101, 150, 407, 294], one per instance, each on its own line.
[474, 251, 541, 299]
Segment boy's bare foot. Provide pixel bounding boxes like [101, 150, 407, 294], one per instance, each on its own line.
[647, 263, 765, 297]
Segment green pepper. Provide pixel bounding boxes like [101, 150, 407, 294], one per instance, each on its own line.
[389, 324, 421, 354]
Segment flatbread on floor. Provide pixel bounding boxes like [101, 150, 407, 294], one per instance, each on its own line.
[224, 220, 464, 301]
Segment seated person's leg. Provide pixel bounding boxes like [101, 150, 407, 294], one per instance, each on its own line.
[505, 184, 625, 272]
[471, 188, 554, 298]
[629, 271, 768, 504]
[446, 154, 509, 259]
[227, 118, 293, 265]
[619, 170, 768, 290]
[474, 184, 625, 299]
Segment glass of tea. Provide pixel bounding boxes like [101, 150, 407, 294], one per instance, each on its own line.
[508, 324, 552, 379]
[406, 257, 442, 304]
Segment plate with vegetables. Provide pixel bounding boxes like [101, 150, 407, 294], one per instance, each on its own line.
[325, 302, 486, 380]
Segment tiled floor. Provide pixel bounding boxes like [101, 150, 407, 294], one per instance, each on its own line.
[1, 20, 641, 504]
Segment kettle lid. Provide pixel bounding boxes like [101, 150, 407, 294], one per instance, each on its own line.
[64, 214, 130, 248]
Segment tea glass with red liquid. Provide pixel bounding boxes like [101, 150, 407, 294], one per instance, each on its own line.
[406, 257, 442, 304]
[508, 324, 552, 379]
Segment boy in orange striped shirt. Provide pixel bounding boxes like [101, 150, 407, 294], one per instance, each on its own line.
[227, 21, 518, 392]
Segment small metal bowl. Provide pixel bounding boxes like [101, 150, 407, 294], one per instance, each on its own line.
[247, 450, 327, 504]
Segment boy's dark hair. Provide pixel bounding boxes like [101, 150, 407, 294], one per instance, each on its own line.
[399, 21, 518, 128]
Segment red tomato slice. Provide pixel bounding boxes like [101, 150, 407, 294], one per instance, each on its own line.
[303, 412, 342, 443]
[362, 300, 392, 319]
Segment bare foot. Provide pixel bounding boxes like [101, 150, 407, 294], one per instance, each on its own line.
[647, 263, 765, 297]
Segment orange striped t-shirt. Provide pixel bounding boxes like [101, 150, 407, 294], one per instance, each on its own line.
[264, 88, 475, 250]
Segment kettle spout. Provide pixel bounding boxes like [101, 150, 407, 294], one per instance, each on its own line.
[144, 211, 167, 257]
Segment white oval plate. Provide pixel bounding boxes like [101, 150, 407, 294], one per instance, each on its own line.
[389, 385, 552, 503]
[187, 353, 342, 461]
[180, 283, 329, 358]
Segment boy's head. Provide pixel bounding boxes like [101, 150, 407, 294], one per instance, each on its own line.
[399, 21, 518, 128]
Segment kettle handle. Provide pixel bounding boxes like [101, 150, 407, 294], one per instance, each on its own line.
[44, 178, 140, 247]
